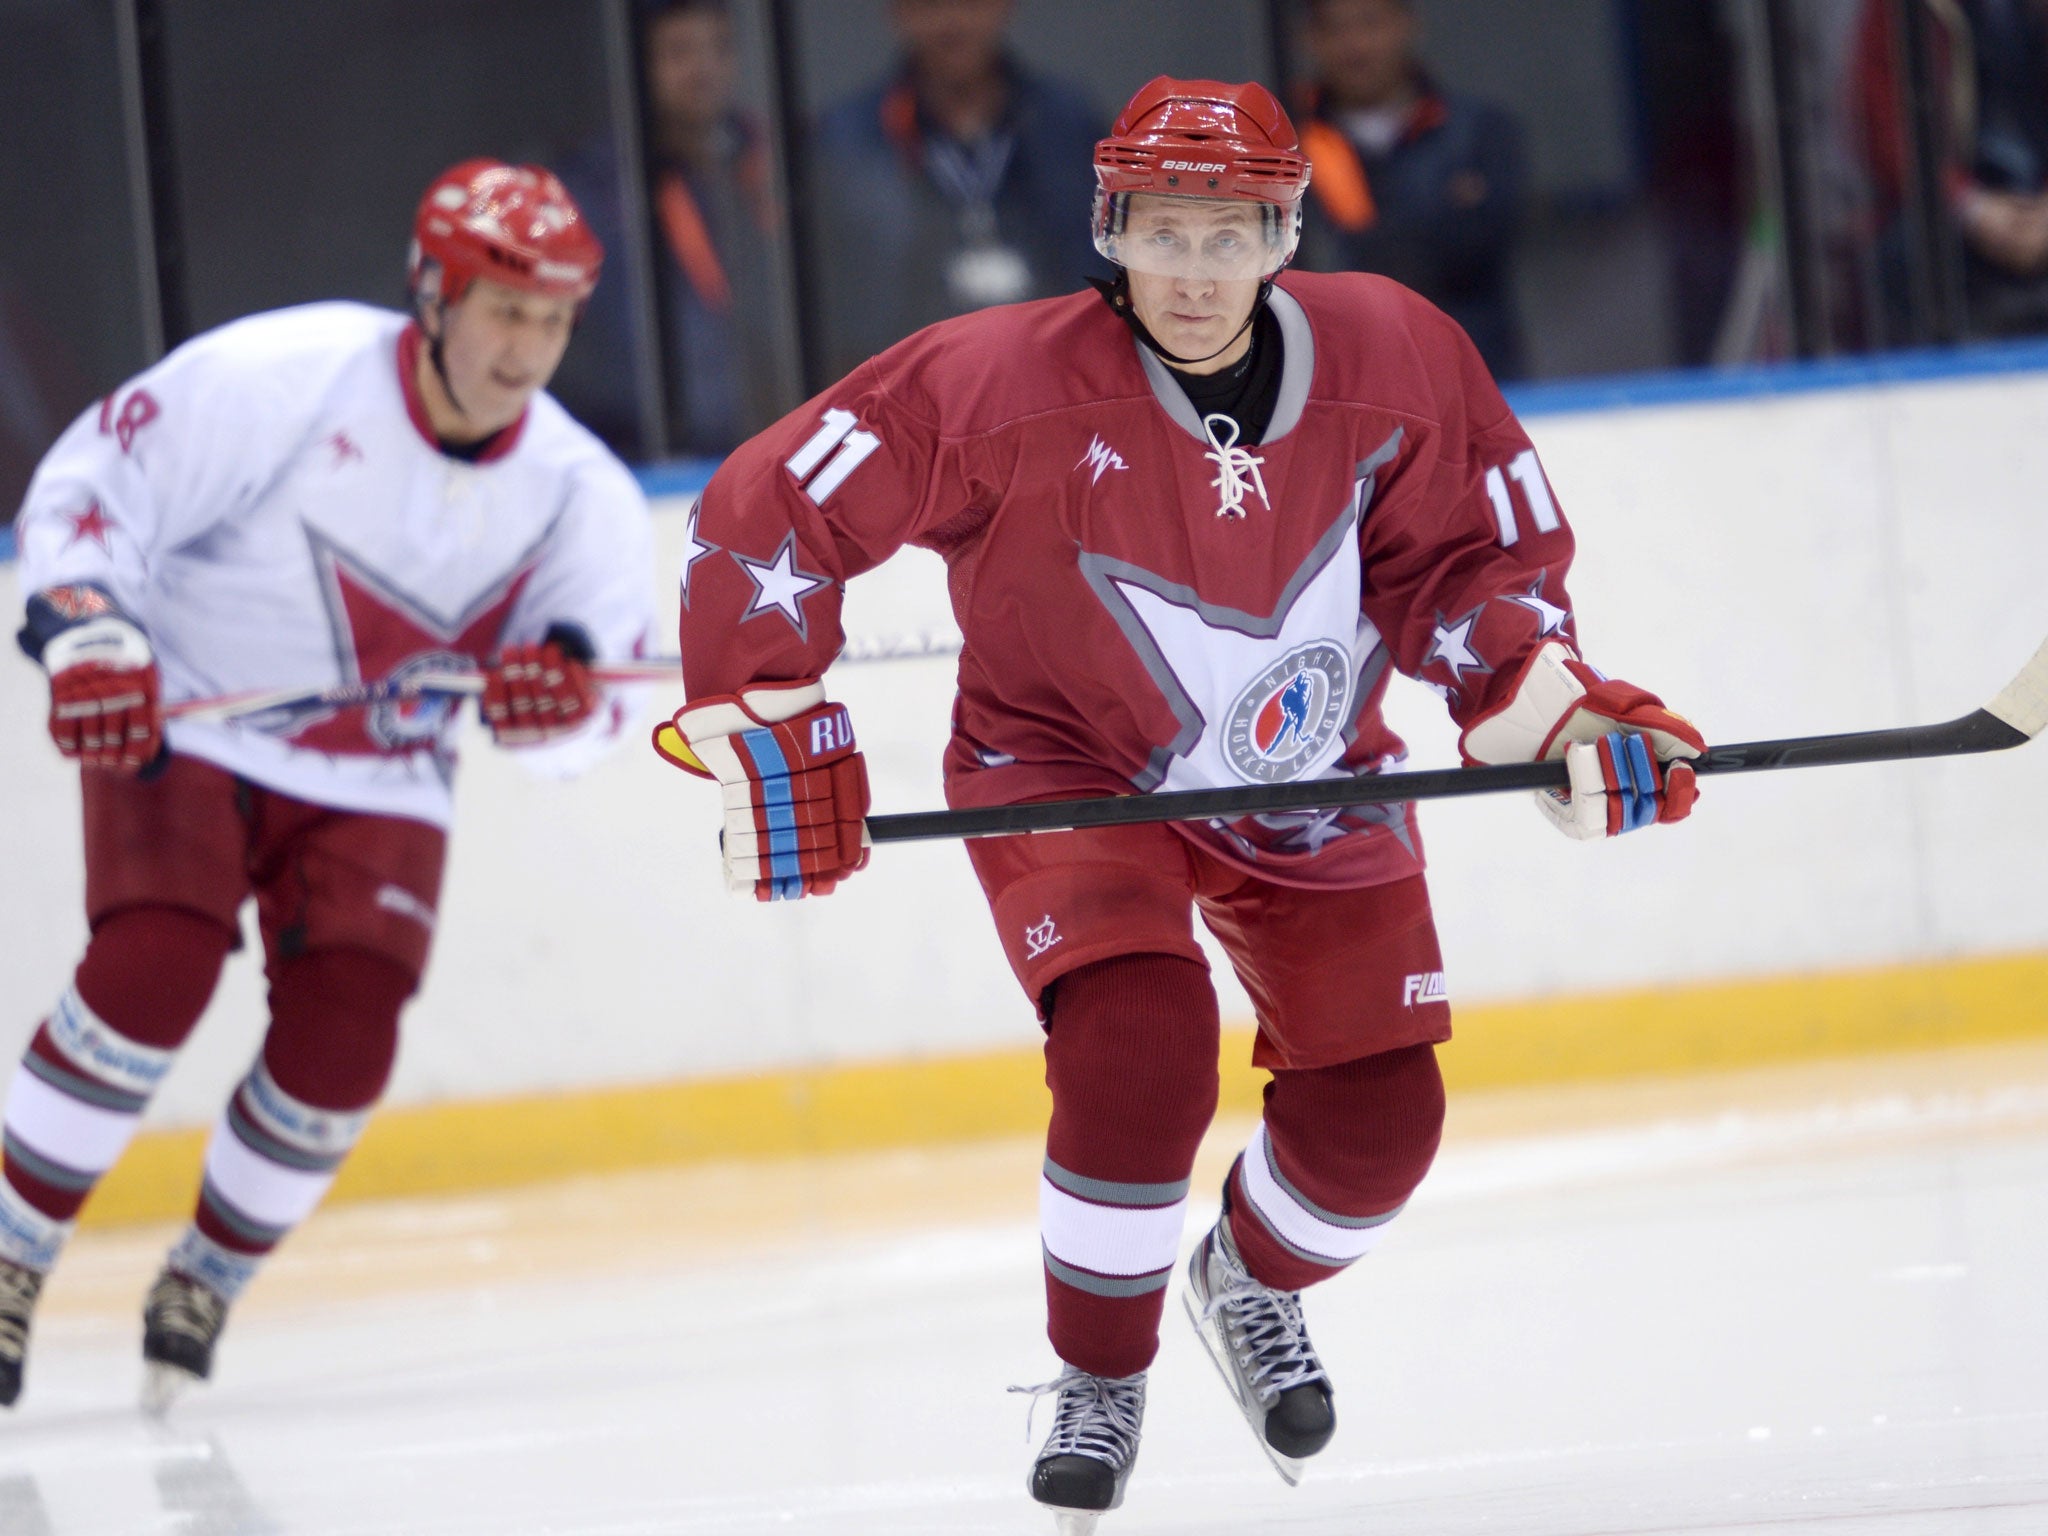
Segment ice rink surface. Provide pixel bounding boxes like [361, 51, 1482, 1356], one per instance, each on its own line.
[4, 1041, 2046, 1535]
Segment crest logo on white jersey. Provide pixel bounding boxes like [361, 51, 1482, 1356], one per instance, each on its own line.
[1077, 435, 1128, 486]
[1223, 642, 1354, 784]
[1402, 971, 1448, 1008]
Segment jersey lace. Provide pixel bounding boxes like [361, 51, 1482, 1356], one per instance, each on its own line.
[1203, 412, 1269, 520]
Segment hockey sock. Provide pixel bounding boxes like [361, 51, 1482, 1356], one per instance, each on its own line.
[177, 949, 409, 1299]
[1225, 1041, 1445, 1293]
[0, 907, 232, 1270]
[1041, 953, 1220, 1380]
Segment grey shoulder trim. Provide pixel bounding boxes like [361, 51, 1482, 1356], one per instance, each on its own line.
[1264, 285, 1315, 441]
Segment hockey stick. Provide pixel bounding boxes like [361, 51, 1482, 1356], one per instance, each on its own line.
[866, 635, 2048, 844]
[165, 632, 965, 724]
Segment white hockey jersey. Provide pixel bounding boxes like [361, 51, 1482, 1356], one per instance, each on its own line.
[15, 302, 656, 828]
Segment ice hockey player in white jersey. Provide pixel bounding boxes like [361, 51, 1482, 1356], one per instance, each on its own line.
[0, 159, 656, 1409]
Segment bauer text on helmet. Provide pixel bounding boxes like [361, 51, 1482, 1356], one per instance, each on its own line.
[1092, 77, 1312, 281]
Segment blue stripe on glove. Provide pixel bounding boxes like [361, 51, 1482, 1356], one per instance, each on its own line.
[1607, 731, 1660, 833]
[738, 725, 804, 886]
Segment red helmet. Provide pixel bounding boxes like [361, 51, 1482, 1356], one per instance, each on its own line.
[407, 159, 603, 310]
[1092, 79, 1312, 279]
[1095, 77, 1311, 204]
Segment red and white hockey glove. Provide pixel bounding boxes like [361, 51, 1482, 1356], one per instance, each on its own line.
[29, 588, 163, 773]
[1460, 641, 1705, 840]
[652, 680, 871, 901]
[480, 632, 599, 747]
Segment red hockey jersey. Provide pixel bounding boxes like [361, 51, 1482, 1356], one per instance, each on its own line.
[680, 270, 1579, 888]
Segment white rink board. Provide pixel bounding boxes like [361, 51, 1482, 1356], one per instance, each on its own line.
[2, 366, 2045, 1127]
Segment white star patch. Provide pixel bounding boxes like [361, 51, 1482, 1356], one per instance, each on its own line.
[734, 532, 830, 638]
[679, 503, 719, 610]
[1502, 574, 1570, 637]
[1426, 606, 1489, 685]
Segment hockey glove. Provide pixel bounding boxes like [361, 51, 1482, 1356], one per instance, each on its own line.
[1460, 641, 1704, 841]
[653, 680, 871, 901]
[24, 586, 164, 773]
[481, 628, 599, 747]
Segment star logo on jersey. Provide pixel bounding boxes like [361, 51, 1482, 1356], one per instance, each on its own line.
[62, 499, 114, 551]
[1425, 605, 1490, 688]
[280, 526, 541, 755]
[1502, 572, 1570, 638]
[733, 532, 830, 639]
[679, 503, 720, 611]
[1076, 435, 1128, 486]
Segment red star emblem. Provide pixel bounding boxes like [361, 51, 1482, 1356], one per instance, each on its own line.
[290, 529, 538, 756]
[63, 500, 115, 551]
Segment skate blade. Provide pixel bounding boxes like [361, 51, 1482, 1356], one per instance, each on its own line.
[1181, 1284, 1306, 1488]
[140, 1361, 199, 1417]
[1052, 1512, 1101, 1536]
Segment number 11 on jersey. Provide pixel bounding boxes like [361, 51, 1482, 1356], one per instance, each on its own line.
[786, 409, 881, 505]
[1485, 448, 1559, 547]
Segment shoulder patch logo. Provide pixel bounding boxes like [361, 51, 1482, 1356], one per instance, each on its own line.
[1077, 434, 1128, 486]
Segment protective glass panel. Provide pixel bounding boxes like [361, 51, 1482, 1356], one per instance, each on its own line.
[1284, 0, 1758, 382]
[0, 0, 148, 524]
[786, 0, 1275, 387]
[611, 0, 806, 458]
[156, 1, 636, 441]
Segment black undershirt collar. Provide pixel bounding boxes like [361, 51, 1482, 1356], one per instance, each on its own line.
[1165, 305, 1284, 446]
[437, 428, 507, 463]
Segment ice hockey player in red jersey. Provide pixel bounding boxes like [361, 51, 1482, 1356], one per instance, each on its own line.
[1, 161, 655, 1411]
[658, 77, 1703, 1526]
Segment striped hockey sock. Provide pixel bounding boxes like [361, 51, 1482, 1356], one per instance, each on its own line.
[177, 1062, 371, 1300]
[1224, 1043, 1445, 1292]
[0, 986, 175, 1271]
[1039, 955, 1220, 1379]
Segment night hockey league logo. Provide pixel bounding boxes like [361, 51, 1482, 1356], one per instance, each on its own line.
[1223, 642, 1353, 783]
[360, 650, 472, 750]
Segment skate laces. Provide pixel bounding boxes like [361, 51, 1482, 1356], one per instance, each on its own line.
[1202, 412, 1268, 520]
[1009, 1365, 1146, 1465]
[1200, 1239, 1328, 1404]
[0, 1261, 43, 1360]
[147, 1271, 227, 1344]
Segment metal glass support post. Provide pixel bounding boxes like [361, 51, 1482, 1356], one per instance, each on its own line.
[1890, 0, 1967, 341]
[1761, 0, 1828, 358]
[113, 0, 186, 357]
[601, 0, 673, 460]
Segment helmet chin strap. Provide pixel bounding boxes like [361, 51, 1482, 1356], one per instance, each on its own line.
[419, 300, 474, 422]
[1091, 274, 1275, 368]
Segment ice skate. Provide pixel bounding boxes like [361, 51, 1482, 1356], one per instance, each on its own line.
[1013, 1363, 1145, 1533]
[1183, 1219, 1335, 1484]
[0, 1257, 47, 1407]
[141, 1267, 230, 1415]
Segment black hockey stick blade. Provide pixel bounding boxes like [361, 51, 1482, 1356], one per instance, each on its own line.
[866, 635, 2048, 845]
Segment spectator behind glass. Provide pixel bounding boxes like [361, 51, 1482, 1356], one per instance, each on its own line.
[555, 0, 796, 458]
[1292, 0, 1528, 379]
[807, 0, 1104, 379]
[1852, 0, 2048, 338]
